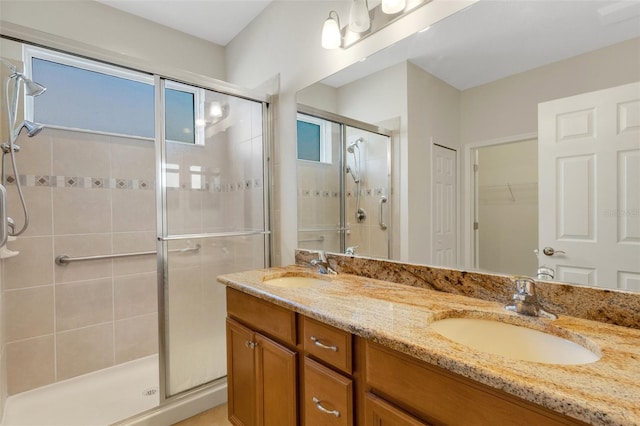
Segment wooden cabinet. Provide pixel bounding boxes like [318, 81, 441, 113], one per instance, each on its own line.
[364, 393, 428, 426]
[226, 318, 297, 426]
[364, 340, 587, 426]
[225, 287, 586, 426]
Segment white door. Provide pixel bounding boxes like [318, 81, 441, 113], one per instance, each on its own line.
[432, 144, 457, 266]
[538, 82, 640, 290]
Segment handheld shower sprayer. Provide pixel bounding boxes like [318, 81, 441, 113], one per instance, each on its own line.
[1, 58, 47, 240]
[346, 137, 366, 222]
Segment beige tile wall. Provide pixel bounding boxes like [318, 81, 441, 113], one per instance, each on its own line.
[0, 261, 6, 419]
[2, 128, 159, 395]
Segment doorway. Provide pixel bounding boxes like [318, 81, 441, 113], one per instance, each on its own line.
[472, 139, 539, 276]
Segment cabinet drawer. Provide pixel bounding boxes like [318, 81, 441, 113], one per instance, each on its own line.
[227, 288, 296, 346]
[365, 341, 586, 426]
[304, 357, 353, 426]
[364, 392, 429, 426]
[303, 316, 352, 374]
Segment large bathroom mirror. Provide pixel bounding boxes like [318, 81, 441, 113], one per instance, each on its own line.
[296, 0, 640, 292]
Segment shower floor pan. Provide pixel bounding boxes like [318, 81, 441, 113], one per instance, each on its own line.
[1, 354, 159, 426]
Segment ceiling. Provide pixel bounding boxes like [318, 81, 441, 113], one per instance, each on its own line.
[322, 0, 640, 90]
[95, 0, 640, 89]
[97, 0, 272, 46]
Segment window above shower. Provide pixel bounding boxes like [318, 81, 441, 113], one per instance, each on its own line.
[23, 45, 204, 145]
[296, 113, 333, 164]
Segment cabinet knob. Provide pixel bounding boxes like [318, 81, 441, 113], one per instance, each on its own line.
[310, 336, 338, 352]
[245, 340, 257, 349]
[312, 397, 340, 417]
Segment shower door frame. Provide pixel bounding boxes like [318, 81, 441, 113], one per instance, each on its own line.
[155, 77, 272, 403]
[0, 24, 273, 418]
[296, 104, 392, 257]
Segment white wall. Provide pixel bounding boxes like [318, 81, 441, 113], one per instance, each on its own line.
[297, 82, 339, 113]
[225, 0, 478, 264]
[406, 62, 460, 264]
[460, 38, 640, 144]
[0, 0, 226, 80]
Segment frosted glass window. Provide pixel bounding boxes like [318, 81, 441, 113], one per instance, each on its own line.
[26, 46, 202, 144]
[297, 120, 321, 161]
[296, 113, 332, 164]
[165, 88, 195, 144]
[32, 58, 155, 138]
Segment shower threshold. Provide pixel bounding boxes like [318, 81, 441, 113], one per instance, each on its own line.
[1, 354, 159, 426]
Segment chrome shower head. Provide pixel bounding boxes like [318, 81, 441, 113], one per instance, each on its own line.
[1, 60, 47, 97]
[347, 137, 364, 153]
[13, 120, 45, 138]
[22, 78, 46, 97]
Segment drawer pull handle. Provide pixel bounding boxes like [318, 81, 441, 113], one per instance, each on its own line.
[310, 336, 338, 352]
[312, 397, 340, 418]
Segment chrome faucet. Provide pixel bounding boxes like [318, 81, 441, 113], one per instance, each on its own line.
[310, 251, 337, 275]
[505, 276, 557, 319]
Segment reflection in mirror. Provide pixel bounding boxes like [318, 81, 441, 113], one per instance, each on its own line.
[296, 0, 640, 291]
[296, 107, 392, 259]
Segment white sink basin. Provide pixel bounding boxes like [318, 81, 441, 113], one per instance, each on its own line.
[430, 317, 600, 365]
[262, 275, 330, 288]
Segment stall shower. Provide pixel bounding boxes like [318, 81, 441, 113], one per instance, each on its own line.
[0, 38, 270, 425]
[296, 108, 391, 259]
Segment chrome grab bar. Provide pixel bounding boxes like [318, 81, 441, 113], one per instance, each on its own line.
[56, 244, 201, 266]
[378, 196, 388, 230]
[299, 236, 325, 243]
[0, 184, 7, 247]
[298, 227, 350, 233]
[160, 230, 270, 241]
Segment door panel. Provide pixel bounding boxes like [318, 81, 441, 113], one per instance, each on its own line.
[538, 82, 640, 289]
[160, 78, 268, 397]
[256, 334, 297, 426]
[344, 127, 391, 259]
[432, 145, 457, 267]
[227, 319, 257, 426]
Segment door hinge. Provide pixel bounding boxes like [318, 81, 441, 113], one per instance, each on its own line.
[473, 222, 479, 230]
[473, 163, 479, 172]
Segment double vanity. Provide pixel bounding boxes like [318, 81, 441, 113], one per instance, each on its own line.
[217, 252, 640, 426]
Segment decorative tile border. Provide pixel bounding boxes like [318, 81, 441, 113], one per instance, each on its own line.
[299, 187, 387, 198]
[5, 174, 263, 193]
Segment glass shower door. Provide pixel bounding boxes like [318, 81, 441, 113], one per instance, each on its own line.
[157, 78, 268, 398]
[344, 126, 390, 259]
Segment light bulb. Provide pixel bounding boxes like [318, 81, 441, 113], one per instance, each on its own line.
[382, 0, 407, 15]
[322, 11, 342, 49]
[382, 0, 406, 14]
[209, 102, 223, 118]
[349, 0, 370, 33]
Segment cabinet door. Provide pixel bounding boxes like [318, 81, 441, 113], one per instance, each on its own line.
[227, 318, 257, 426]
[256, 334, 297, 426]
[364, 393, 429, 426]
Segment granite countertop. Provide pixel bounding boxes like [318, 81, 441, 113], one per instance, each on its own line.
[217, 265, 640, 426]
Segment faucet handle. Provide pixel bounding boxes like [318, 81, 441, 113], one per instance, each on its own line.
[511, 276, 536, 297]
[316, 250, 327, 262]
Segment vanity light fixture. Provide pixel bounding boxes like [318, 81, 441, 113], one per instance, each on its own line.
[349, 0, 371, 33]
[382, 0, 406, 15]
[321, 0, 428, 50]
[322, 11, 342, 49]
